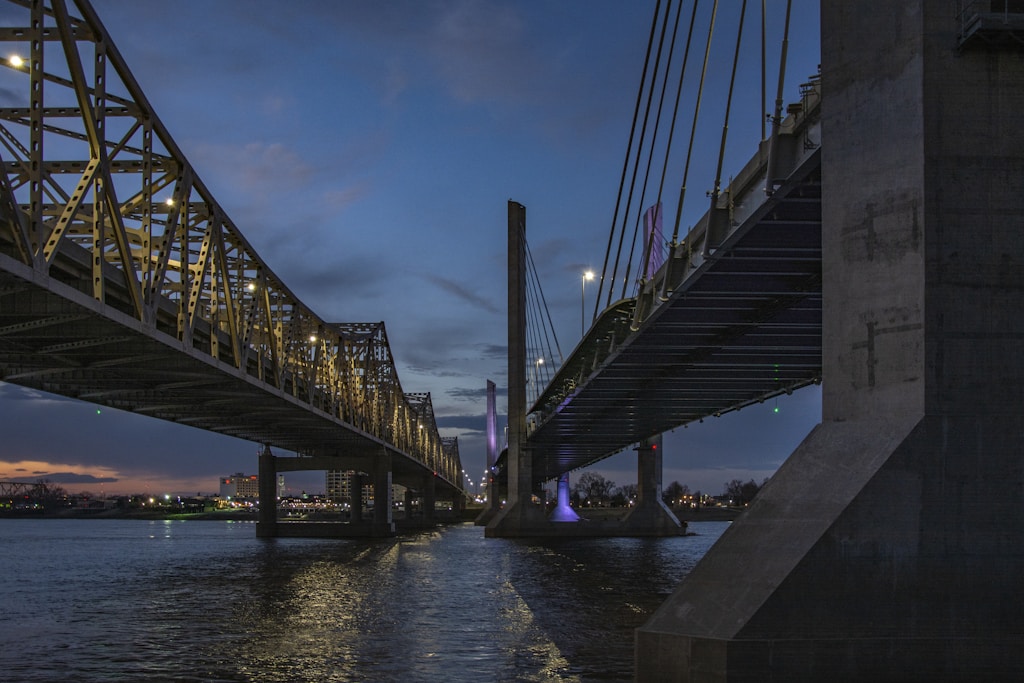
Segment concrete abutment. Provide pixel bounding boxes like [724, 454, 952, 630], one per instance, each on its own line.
[636, 2, 1024, 679]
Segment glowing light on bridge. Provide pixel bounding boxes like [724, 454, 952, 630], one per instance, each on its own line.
[8, 54, 23, 68]
[582, 270, 595, 335]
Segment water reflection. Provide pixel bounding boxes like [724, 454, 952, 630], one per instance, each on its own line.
[0, 519, 727, 682]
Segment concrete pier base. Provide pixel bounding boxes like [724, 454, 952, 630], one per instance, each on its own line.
[255, 445, 277, 537]
[637, 414, 1024, 679]
[549, 473, 581, 522]
[635, 2, 1024, 679]
[483, 496, 548, 537]
[621, 435, 683, 534]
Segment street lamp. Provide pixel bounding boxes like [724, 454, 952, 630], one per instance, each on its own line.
[582, 270, 595, 335]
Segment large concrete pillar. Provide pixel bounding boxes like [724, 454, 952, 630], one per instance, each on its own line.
[422, 473, 436, 523]
[256, 444, 277, 537]
[549, 472, 581, 522]
[486, 201, 545, 536]
[372, 449, 394, 535]
[350, 473, 364, 523]
[636, 3, 1024, 680]
[404, 487, 415, 520]
[621, 434, 683, 534]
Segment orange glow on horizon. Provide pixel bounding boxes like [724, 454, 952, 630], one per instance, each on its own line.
[0, 459, 217, 496]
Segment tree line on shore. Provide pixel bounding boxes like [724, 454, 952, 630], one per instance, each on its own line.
[570, 471, 767, 508]
[6, 472, 770, 513]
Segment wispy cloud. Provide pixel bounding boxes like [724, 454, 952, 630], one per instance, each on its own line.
[422, 273, 500, 313]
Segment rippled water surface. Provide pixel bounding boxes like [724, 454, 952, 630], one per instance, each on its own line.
[0, 519, 728, 682]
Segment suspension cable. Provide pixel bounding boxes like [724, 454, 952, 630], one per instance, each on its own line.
[656, 0, 700, 209]
[761, 0, 766, 141]
[592, 0, 663, 325]
[524, 239, 563, 367]
[620, 0, 685, 299]
[669, 0, 718, 245]
[636, 0, 701, 290]
[765, 0, 793, 194]
[709, 0, 747, 203]
[604, 0, 673, 311]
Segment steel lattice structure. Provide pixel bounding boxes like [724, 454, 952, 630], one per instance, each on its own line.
[0, 0, 462, 491]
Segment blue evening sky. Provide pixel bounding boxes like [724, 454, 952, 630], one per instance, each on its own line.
[0, 0, 821, 497]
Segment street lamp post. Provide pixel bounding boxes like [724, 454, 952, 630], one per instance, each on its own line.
[582, 270, 595, 336]
[532, 357, 544, 394]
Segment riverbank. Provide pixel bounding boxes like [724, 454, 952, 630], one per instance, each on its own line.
[2, 505, 739, 523]
[569, 506, 743, 522]
[1, 508, 259, 521]
[2, 507, 481, 523]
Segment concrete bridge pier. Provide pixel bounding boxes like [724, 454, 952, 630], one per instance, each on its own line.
[371, 450, 395, 536]
[636, 2, 1024, 680]
[549, 472, 581, 522]
[404, 488, 415, 520]
[350, 473, 364, 523]
[422, 472, 436, 524]
[621, 434, 683, 534]
[486, 201, 548, 537]
[256, 444, 277, 537]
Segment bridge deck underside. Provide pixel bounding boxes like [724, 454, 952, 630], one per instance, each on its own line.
[526, 167, 822, 482]
[0, 260, 447, 492]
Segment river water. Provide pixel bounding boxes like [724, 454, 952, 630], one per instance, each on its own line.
[0, 519, 728, 682]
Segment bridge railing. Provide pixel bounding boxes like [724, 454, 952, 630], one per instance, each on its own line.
[956, 0, 1024, 47]
[0, 0, 461, 487]
[630, 74, 822, 332]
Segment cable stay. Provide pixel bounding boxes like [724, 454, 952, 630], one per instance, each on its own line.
[587, 0, 800, 322]
[523, 238, 563, 408]
[592, 0, 664, 326]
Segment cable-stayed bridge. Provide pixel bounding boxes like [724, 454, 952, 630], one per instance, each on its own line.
[0, 0, 464, 530]
[496, 1, 1024, 679]
[526, 80, 821, 482]
[486, 1, 823, 489]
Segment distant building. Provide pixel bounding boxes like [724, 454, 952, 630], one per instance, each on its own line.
[325, 470, 372, 504]
[220, 472, 258, 499]
[325, 470, 401, 507]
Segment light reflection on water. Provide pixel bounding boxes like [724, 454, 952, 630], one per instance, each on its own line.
[0, 519, 727, 682]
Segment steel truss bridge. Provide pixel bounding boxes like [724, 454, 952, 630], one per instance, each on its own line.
[0, 0, 464, 497]
[522, 77, 823, 483]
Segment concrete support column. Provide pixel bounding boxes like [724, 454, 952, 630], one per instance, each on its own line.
[405, 488, 415, 520]
[549, 472, 581, 522]
[256, 444, 277, 537]
[621, 434, 683, 534]
[350, 473, 364, 523]
[486, 201, 545, 536]
[422, 473, 436, 523]
[372, 450, 393, 533]
[636, 2, 1024, 679]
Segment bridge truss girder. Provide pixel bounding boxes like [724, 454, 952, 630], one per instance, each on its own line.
[0, 0, 463, 492]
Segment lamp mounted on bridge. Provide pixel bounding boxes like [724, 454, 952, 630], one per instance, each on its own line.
[581, 270, 594, 336]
